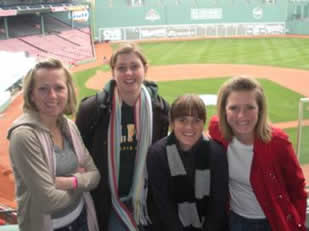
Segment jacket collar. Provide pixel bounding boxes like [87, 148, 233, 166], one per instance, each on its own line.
[100, 79, 161, 108]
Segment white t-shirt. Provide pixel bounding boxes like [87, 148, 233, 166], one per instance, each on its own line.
[228, 137, 265, 219]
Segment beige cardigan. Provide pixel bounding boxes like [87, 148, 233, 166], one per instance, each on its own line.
[8, 112, 100, 231]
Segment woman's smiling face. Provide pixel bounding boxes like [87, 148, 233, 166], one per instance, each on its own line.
[31, 68, 68, 120]
[225, 90, 259, 144]
[172, 115, 204, 151]
[113, 52, 147, 97]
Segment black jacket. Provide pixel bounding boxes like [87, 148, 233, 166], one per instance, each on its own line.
[75, 80, 169, 231]
[147, 134, 229, 231]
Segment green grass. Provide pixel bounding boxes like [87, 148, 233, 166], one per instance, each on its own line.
[73, 65, 108, 102]
[284, 126, 309, 164]
[112, 37, 309, 69]
[302, 100, 309, 118]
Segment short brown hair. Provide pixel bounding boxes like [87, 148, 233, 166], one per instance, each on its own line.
[170, 94, 206, 123]
[217, 76, 271, 143]
[23, 58, 77, 115]
[109, 43, 148, 71]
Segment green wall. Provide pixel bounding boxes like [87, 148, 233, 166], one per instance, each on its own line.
[95, 1, 288, 28]
[91, 0, 309, 39]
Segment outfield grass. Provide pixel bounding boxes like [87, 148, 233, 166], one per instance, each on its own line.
[133, 38, 309, 69]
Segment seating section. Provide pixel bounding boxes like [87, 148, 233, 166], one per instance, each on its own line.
[0, 28, 94, 65]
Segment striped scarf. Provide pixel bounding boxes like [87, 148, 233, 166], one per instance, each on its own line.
[166, 134, 211, 230]
[107, 85, 153, 230]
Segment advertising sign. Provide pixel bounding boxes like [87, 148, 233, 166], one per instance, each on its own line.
[50, 6, 67, 12]
[191, 8, 222, 20]
[0, 10, 17, 17]
[67, 5, 88, 11]
[72, 10, 89, 22]
[140, 28, 166, 38]
[103, 29, 122, 41]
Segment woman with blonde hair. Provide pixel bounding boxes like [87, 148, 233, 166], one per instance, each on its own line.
[8, 58, 100, 231]
[208, 76, 307, 231]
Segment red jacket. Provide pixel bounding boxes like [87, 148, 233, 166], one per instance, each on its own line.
[208, 116, 307, 231]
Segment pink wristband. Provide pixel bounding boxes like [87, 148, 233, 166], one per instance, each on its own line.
[72, 176, 78, 189]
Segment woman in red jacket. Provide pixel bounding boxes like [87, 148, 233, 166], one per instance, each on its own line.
[208, 76, 307, 231]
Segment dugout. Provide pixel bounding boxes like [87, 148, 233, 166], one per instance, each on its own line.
[0, 0, 90, 40]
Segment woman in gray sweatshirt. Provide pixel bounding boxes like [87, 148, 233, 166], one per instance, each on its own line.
[7, 58, 100, 231]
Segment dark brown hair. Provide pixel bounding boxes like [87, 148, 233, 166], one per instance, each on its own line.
[170, 94, 206, 123]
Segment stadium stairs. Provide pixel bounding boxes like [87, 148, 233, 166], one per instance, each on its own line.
[0, 29, 94, 65]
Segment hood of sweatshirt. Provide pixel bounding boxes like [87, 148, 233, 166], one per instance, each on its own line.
[7, 111, 51, 140]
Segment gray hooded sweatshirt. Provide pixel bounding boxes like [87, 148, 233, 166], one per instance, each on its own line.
[7, 112, 100, 231]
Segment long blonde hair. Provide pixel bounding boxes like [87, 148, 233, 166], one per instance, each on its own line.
[217, 76, 272, 143]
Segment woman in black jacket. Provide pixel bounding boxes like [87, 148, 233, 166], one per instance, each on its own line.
[75, 43, 169, 231]
[147, 94, 228, 231]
